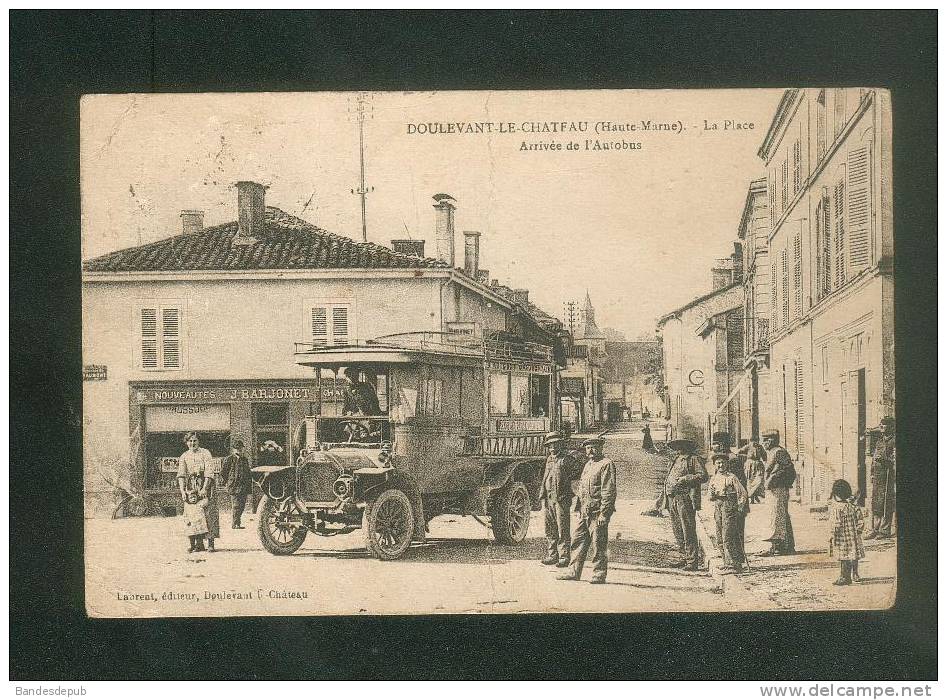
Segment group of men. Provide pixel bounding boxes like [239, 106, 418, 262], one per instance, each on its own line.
[538, 432, 617, 584]
[537, 425, 812, 582]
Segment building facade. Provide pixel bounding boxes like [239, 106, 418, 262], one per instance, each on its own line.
[736, 177, 775, 444]
[758, 88, 894, 504]
[657, 272, 744, 448]
[82, 183, 555, 514]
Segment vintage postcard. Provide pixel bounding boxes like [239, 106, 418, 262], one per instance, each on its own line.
[81, 89, 896, 617]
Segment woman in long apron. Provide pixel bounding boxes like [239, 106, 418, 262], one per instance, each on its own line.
[176, 432, 220, 552]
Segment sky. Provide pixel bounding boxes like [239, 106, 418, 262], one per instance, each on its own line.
[81, 89, 784, 339]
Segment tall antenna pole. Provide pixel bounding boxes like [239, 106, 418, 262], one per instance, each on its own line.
[350, 91, 374, 243]
[564, 301, 578, 337]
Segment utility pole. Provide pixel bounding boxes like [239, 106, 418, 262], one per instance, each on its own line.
[349, 92, 374, 242]
[564, 300, 578, 359]
[564, 301, 578, 338]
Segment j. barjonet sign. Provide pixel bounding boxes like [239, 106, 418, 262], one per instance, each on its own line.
[134, 382, 334, 404]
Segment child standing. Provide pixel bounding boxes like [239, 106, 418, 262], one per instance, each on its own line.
[828, 479, 865, 585]
[708, 452, 750, 573]
[183, 490, 209, 554]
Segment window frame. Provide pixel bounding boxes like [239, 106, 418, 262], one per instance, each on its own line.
[304, 298, 356, 347]
[136, 300, 186, 372]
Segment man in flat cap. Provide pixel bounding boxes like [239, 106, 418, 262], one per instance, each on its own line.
[220, 437, 251, 529]
[539, 431, 579, 566]
[760, 429, 797, 556]
[663, 438, 708, 571]
[557, 436, 617, 584]
[866, 416, 896, 539]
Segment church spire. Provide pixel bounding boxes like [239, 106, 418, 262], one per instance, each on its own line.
[581, 290, 604, 339]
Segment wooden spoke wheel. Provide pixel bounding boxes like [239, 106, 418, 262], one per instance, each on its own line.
[363, 488, 415, 561]
[257, 495, 308, 555]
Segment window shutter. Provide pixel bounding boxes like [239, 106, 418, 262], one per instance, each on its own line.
[792, 231, 803, 318]
[141, 307, 158, 369]
[794, 360, 805, 453]
[311, 307, 328, 346]
[161, 307, 180, 369]
[781, 158, 789, 211]
[847, 144, 872, 273]
[331, 306, 349, 344]
[792, 140, 802, 194]
[834, 178, 846, 289]
[816, 90, 827, 160]
[781, 250, 789, 328]
[820, 190, 832, 298]
[771, 261, 779, 330]
[768, 169, 777, 229]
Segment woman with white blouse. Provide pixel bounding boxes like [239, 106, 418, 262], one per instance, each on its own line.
[176, 432, 220, 552]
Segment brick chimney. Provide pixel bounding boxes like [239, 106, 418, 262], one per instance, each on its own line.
[711, 258, 734, 291]
[476, 269, 490, 286]
[391, 239, 425, 258]
[432, 193, 456, 266]
[511, 289, 529, 305]
[235, 181, 266, 243]
[463, 231, 481, 278]
[180, 210, 204, 235]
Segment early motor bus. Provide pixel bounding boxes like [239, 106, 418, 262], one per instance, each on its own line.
[251, 330, 559, 560]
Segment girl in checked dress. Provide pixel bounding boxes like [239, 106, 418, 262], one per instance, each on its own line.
[828, 479, 866, 586]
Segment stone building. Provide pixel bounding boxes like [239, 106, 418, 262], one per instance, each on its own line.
[736, 177, 775, 443]
[656, 256, 744, 447]
[758, 88, 894, 503]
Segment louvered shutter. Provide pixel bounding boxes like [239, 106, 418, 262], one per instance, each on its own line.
[792, 232, 803, 319]
[771, 261, 779, 330]
[792, 140, 802, 194]
[820, 190, 832, 298]
[781, 250, 789, 328]
[847, 145, 872, 273]
[794, 360, 805, 453]
[768, 169, 777, 229]
[816, 91, 827, 160]
[332, 306, 349, 345]
[161, 307, 180, 369]
[311, 307, 328, 346]
[141, 308, 158, 369]
[834, 178, 846, 289]
[781, 158, 789, 211]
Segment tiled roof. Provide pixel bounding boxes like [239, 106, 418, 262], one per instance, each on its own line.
[83, 207, 450, 273]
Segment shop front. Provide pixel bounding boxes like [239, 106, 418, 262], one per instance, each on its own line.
[129, 379, 337, 494]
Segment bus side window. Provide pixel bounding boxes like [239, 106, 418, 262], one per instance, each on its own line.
[530, 375, 550, 417]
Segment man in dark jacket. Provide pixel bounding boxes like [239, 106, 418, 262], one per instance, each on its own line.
[760, 429, 797, 556]
[664, 438, 708, 571]
[558, 437, 617, 584]
[866, 416, 896, 539]
[539, 431, 579, 567]
[220, 438, 252, 529]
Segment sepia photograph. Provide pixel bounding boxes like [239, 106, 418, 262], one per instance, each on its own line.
[80, 87, 897, 617]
